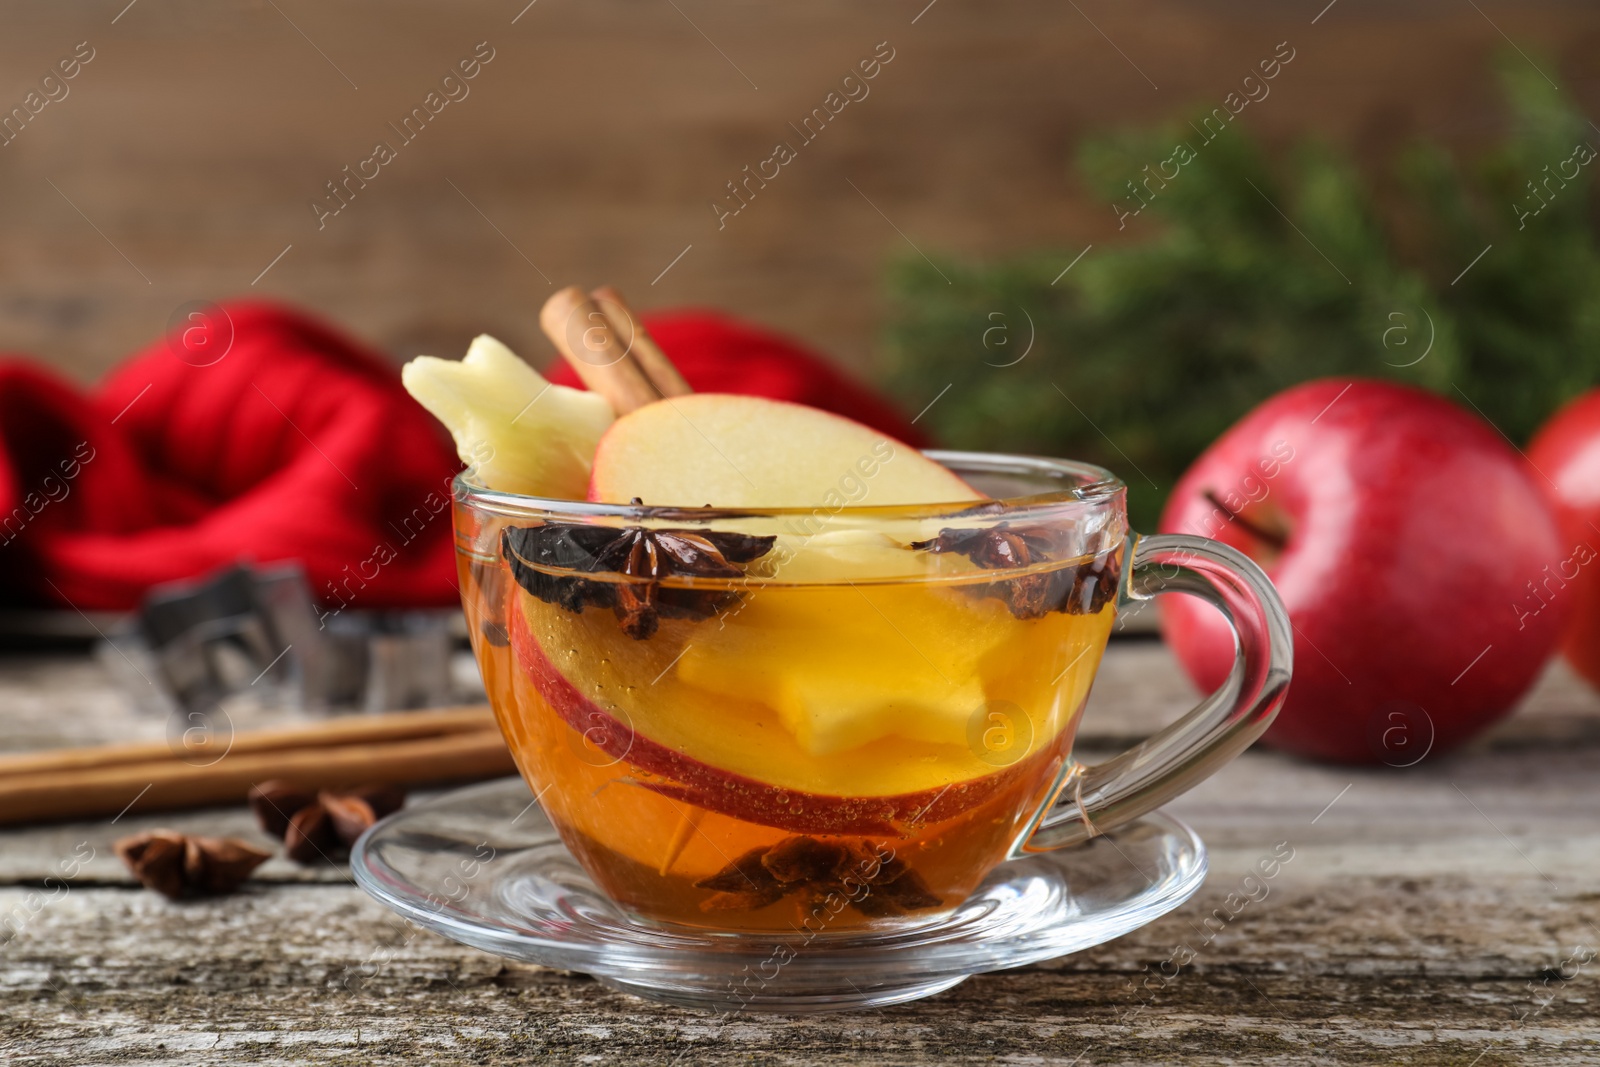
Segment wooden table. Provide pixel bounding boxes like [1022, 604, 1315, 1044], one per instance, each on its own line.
[3, 640, 1598, 1064]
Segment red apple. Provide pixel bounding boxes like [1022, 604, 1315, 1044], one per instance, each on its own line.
[1527, 390, 1600, 691]
[1159, 379, 1568, 764]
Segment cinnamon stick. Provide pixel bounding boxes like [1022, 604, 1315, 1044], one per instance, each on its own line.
[0, 728, 514, 827]
[540, 285, 665, 414]
[590, 285, 693, 399]
[0, 705, 497, 779]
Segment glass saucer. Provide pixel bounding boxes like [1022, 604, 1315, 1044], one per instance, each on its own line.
[351, 778, 1207, 1013]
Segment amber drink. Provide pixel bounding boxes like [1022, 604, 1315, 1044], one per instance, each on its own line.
[456, 477, 1123, 932]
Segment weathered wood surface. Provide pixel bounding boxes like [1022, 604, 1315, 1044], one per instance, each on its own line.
[3, 642, 1599, 1064]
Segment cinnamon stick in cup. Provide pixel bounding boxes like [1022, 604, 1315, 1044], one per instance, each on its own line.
[540, 286, 666, 415]
[539, 284, 692, 415]
[589, 285, 693, 400]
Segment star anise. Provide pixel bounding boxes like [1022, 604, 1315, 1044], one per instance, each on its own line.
[113, 830, 272, 900]
[911, 522, 1122, 619]
[247, 781, 406, 864]
[469, 558, 510, 647]
[693, 835, 942, 917]
[502, 505, 775, 639]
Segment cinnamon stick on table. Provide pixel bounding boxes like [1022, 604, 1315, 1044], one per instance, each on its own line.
[0, 707, 514, 827]
[0, 705, 496, 778]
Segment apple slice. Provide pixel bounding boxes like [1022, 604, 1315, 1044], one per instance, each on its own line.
[403, 335, 613, 499]
[583, 393, 996, 767]
[673, 584, 998, 756]
[508, 591, 1038, 835]
[588, 393, 982, 508]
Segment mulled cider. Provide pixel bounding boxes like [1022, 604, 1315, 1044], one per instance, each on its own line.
[458, 507, 1121, 932]
[408, 292, 1288, 948]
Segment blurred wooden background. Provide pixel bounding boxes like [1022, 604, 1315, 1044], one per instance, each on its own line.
[1, 0, 1597, 403]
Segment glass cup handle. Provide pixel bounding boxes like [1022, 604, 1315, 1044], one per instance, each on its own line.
[1020, 532, 1293, 853]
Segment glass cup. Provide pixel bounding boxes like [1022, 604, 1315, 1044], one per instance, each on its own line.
[453, 450, 1291, 933]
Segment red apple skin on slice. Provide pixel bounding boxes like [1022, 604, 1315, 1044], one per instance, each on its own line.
[506, 593, 1036, 836]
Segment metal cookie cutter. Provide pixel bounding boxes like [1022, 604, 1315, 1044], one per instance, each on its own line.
[97, 562, 468, 721]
